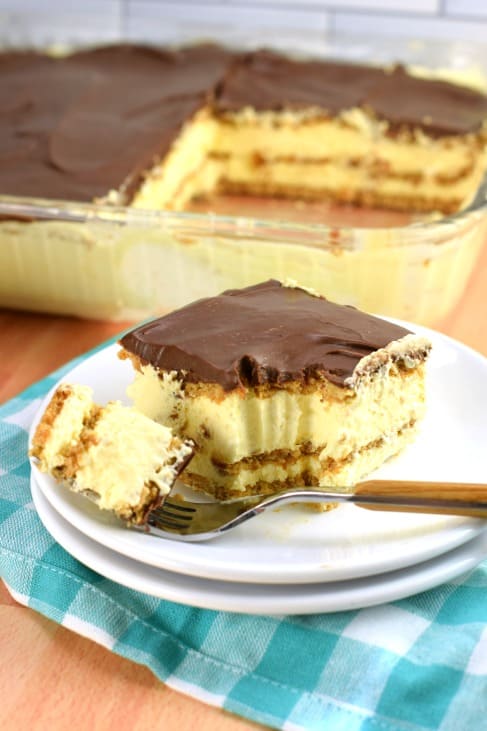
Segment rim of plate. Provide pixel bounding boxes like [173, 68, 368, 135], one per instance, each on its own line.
[31, 476, 487, 615]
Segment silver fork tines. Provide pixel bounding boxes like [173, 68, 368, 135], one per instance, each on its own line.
[150, 500, 195, 529]
[146, 496, 265, 540]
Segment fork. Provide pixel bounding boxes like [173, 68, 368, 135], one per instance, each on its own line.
[139, 479, 487, 542]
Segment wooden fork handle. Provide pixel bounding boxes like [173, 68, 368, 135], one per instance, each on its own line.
[353, 480, 487, 518]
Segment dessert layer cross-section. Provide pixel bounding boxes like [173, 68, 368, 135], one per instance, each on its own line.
[119, 280, 431, 501]
[3, 44, 487, 214]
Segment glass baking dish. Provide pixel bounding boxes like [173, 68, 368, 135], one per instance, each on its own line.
[1, 31, 487, 325]
[0, 190, 486, 325]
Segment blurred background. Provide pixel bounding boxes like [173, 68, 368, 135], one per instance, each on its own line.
[1, 0, 486, 328]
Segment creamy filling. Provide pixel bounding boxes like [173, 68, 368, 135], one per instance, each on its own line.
[127, 357, 427, 495]
[215, 156, 485, 212]
[182, 420, 419, 498]
[131, 108, 219, 211]
[71, 401, 190, 513]
[127, 106, 487, 212]
[214, 108, 480, 177]
[33, 384, 193, 519]
[38, 384, 93, 470]
[2, 203, 485, 325]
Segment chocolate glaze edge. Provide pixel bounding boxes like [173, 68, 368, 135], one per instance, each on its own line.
[216, 50, 487, 138]
[120, 280, 423, 391]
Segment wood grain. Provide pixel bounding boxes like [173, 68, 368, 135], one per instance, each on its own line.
[355, 480, 487, 517]
[0, 592, 259, 731]
[0, 311, 131, 403]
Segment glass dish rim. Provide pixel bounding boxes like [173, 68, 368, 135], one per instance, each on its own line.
[1, 186, 486, 252]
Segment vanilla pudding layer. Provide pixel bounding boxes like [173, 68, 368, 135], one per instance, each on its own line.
[214, 108, 480, 174]
[64, 401, 190, 514]
[2, 200, 485, 324]
[127, 348, 427, 499]
[217, 158, 477, 214]
[131, 109, 220, 211]
[183, 420, 419, 500]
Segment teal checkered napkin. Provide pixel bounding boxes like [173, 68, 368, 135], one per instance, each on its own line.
[1, 341, 487, 731]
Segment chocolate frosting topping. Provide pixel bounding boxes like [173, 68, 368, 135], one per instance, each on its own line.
[2, 44, 486, 201]
[120, 280, 412, 390]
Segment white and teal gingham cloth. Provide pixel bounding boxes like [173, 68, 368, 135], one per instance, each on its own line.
[1, 339, 487, 731]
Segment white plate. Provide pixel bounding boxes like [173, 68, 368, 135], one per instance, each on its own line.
[31, 475, 487, 615]
[30, 323, 487, 585]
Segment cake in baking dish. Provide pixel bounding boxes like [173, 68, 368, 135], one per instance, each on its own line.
[212, 50, 487, 215]
[30, 383, 193, 524]
[119, 280, 431, 501]
[2, 44, 487, 215]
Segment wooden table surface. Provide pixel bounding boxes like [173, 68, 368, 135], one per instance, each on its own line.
[1, 241, 487, 730]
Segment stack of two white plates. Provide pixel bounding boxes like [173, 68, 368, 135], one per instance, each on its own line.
[30, 327, 487, 616]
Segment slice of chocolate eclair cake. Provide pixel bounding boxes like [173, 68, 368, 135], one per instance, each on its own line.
[119, 280, 431, 501]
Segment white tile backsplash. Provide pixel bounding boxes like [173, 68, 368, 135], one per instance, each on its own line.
[333, 11, 487, 42]
[229, 0, 439, 12]
[125, 1, 329, 49]
[445, 0, 487, 17]
[0, 1, 122, 46]
[2, 0, 487, 47]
